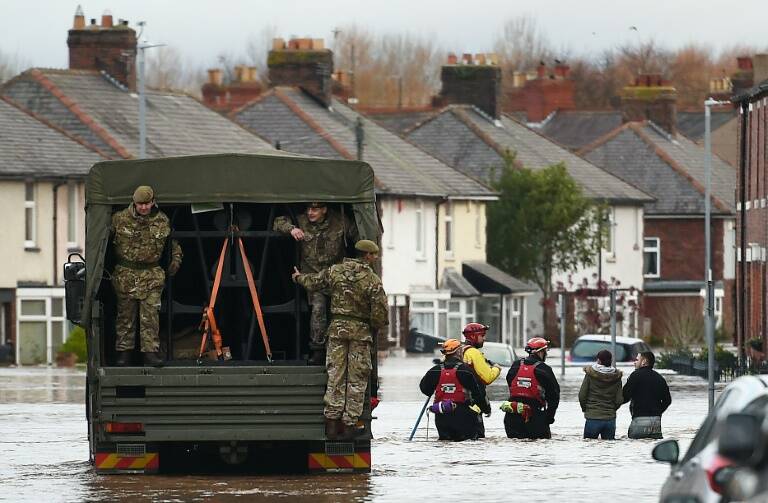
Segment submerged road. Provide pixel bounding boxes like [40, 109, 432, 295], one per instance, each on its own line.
[0, 354, 715, 502]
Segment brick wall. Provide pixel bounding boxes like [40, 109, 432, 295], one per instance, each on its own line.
[439, 65, 501, 119]
[644, 218, 726, 281]
[504, 74, 576, 122]
[67, 27, 136, 90]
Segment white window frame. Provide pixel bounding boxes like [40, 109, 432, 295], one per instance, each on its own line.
[67, 182, 79, 249]
[15, 288, 67, 365]
[643, 237, 661, 278]
[447, 298, 477, 338]
[410, 292, 451, 338]
[603, 207, 616, 256]
[386, 199, 396, 249]
[444, 200, 454, 258]
[506, 296, 525, 348]
[24, 181, 37, 249]
[415, 201, 426, 260]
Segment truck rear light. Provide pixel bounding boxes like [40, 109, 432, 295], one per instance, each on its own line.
[104, 422, 144, 433]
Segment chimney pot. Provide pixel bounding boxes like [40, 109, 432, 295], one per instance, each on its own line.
[312, 39, 325, 50]
[297, 38, 312, 50]
[288, 38, 300, 50]
[73, 5, 85, 29]
[737, 56, 753, 71]
[90, 18, 97, 25]
[447, 53, 458, 65]
[487, 53, 499, 66]
[101, 10, 113, 28]
[207, 69, 223, 86]
[536, 63, 546, 79]
[462, 53, 473, 65]
[475, 53, 486, 65]
[272, 38, 286, 50]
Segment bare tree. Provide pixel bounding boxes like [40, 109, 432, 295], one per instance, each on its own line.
[493, 16, 554, 72]
[668, 43, 715, 108]
[245, 24, 278, 85]
[0, 49, 28, 85]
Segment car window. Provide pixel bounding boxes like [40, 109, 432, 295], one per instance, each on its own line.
[743, 395, 768, 416]
[572, 340, 628, 361]
[681, 387, 741, 463]
[482, 346, 513, 367]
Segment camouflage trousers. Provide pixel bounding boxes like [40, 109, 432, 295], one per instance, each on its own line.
[324, 319, 372, 426]
[114, 289, 162, 353]
[309, 292, 329, 350]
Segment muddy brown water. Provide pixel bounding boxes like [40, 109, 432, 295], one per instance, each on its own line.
[0, 355, 716, 502]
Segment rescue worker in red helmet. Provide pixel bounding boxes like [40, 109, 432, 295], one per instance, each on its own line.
[419, 339, 490, 441]
[459, 322, 501, 438]
[503, 337, 560, 439]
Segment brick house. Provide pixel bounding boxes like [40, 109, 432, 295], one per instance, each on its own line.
[577, 77, 737, 343]
[733, 77, 768, 357]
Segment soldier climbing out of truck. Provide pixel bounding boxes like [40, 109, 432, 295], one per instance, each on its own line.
[292, 239, 388, 440]
[111, 185, 182, 366]
[274, 201, 359, 364]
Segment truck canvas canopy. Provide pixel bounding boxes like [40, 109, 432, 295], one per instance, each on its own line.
[83, 152, 379, 329]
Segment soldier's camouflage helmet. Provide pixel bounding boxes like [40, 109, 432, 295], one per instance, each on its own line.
[132, 185, 154, 204]
[354, 239, 379, 254]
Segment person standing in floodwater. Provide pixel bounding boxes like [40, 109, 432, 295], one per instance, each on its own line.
[623, 351, 671, 439]
[579, 349, 624, 440]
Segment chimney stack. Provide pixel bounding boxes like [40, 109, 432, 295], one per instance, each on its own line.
[67, 6, 137, 90]
[503, 59, 575, 122]
[620, 74, 677, 135]
[753, 53, 768, 86]
[438, 52, 502, 119]
[267, 37, 334, 107]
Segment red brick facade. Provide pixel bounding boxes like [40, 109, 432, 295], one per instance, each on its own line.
[67, 13, 136, 90]
[504, 63, 576, 122]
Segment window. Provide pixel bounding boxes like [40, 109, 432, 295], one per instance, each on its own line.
[507, 296, 525, 347]
[444, 201, 453, 256]
[415, 201, 425, 258]
[24, 182, 36, 248]
[410, 296, 451, 338]
[16, 289, 67, 365]
[643, 238, 660, 277]
[67, 182, 78, 247]
[603, 207, 615, 255]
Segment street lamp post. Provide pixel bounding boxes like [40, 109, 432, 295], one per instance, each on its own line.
[704, 98, 728, 411]
[136, 21, 164, 159]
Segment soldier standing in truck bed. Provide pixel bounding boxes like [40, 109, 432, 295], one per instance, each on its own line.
[292, 239, 388, 440]
[111, 186, 182, 366]
[274, 202, 358, 364]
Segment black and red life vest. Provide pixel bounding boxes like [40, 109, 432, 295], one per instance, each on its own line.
[509, 360, 545, 406]
[434, 366, 467, 404]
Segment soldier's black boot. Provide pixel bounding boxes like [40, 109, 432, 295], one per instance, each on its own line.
[143, 352, 163, 366]
[325, 418, 341, 440]
[115, 351, 131, 367]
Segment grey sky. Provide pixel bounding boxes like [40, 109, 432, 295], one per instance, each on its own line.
[2, 0, 767, 69]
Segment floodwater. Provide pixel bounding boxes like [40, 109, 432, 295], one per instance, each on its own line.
[0, 354, 718, 503]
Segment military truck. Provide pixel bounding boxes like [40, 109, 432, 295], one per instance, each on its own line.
[64, 153, 381, 474]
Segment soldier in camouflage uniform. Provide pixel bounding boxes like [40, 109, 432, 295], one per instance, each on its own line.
[274, 202, 358, 364]
[292, 240, 387, 440]
[111, 186, 182, 366]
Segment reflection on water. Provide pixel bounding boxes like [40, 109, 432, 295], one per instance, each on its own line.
[0, 359, 717, 503]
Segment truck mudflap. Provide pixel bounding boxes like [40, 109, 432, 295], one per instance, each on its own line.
[308, 441, 371, 473]
[95, 448, 159, 473]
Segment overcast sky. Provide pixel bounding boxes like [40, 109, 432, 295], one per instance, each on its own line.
[2, 0, 767, 69]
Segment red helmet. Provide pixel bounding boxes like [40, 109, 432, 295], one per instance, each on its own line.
[525, 337, 549, 353]
[462, 322, 489, 343]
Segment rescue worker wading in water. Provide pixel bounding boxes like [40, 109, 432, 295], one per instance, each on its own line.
[419, 339, 490, 441]
[503, 337, 560, 439]
[459, 323, 501, 438]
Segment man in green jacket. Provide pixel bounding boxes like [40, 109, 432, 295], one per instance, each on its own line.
[578, 349, 624, 439]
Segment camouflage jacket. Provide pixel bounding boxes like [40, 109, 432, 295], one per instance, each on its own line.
[273, 209, 358, 274]
[296, 258, 388, 330]
[111, 204, 182, 273]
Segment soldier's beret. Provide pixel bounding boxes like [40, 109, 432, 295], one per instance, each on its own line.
[133, 185, 154, 204]
[307, 202, 326, 208]
[355, 239, 379, 253]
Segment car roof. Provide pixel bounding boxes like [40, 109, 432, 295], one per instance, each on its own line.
[575, 334, 647, 345]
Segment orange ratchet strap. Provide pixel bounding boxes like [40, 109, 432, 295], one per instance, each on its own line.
[198, 226, 272, 362]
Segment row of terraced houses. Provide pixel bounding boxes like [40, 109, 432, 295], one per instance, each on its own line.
[1, 7, 764, 364]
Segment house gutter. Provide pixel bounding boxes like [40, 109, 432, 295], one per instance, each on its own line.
[435, 198, 447, 289]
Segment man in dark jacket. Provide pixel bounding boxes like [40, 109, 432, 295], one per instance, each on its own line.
[623, 351, 671, 439]
[503, 337, 560, 439]
[420, 339, 491, 441]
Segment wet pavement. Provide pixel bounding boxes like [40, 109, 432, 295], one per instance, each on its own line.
[0, 355, 718, 502]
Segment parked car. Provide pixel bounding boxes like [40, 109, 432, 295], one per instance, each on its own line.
[480, 342, 517, 368]
[652, 374, 768, 503]
[569, 334, 652, 363]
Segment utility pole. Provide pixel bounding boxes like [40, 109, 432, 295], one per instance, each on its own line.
[704, 98, 728, 411]
[136, 21, 164, 159]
